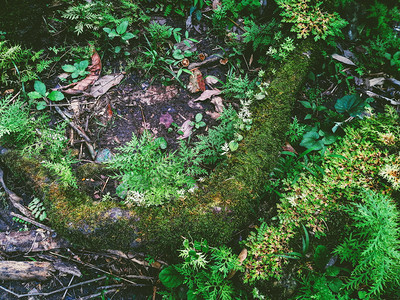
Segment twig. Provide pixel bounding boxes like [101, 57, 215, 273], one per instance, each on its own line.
[62, 275, 74, 300]
[77, 289, 117, 300]
[54, 106, 92, 143]
[10, 212, 54, 232]
[49, 251, 138, 285]
[0, 276, 107, 298]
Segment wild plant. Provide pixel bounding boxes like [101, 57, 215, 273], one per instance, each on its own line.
[275, 0, 348, 41]
[107, 130, 206, 206]
[159, 238, 245, 299]
[334, 190, 400, 297]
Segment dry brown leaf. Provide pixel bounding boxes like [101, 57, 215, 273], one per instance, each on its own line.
[211, 96, 224, 113]
[187, 68, 203, 93]
[331, 53, 356, 66]
[177, 119, 193, 140]
[282, 141, 298, 154]
[131, 85, 178, 105]
[90, 73, 124, 98]
[227, 248, 247, 279]
[62, 48, 102, 95]
[206, 111, 221, 119]
[205, 75, 220, 86]
[194, 89, 221, 101]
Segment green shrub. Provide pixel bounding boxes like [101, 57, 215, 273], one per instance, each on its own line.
[159, 239, 245, 299]
[334, 190, 400, 297]
[244, 107, 400, 282]
[107, 130, 206, 206]
[276, 0, 348, 41]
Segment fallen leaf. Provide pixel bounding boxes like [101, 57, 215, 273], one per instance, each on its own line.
[219, 58, 228, 65]
[227, 248, 247, 279]
[194, 89, 221, 101]
[331, 53, 356, 66]
[106, 103, 113, 119]
[61, 48, 102, 95]
[187, 99, 203, 109]
[212, 0, 222, 9]
[282, 142, 298, 154]
[159, 112, 174, 129]
[206, 111, 221, 119]
[177, 119, 193, 139]
[131, 85, 178, 105]
[205, 75, 220, 86]
[89, 73, 124, 98]
[211, 96, 224, 113]
[368, 77, 385, 87]
[187, 68, 204, 93]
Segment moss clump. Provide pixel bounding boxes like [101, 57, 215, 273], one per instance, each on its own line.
[0, 39, 317, 254]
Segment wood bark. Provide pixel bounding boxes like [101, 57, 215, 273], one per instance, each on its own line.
[0, 230, 69, 253]
[0, 261, 54, 281]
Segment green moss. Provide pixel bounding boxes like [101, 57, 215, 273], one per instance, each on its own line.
[0, 39, 317, 254]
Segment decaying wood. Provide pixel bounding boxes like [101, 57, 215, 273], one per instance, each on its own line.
[0, 230, 69, 253]
[0, 261, 55, 281]
[0, 167, 33, 218]
[188, 54, 221, 70]
[10, 212, 54, 232]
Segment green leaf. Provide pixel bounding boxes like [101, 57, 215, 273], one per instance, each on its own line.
[328, 277, 343, 293]
[326, 266, 341, 277]
[71, 71, 79, 79]
[173, 49, 184, 60]
[103, 27, 112, 34]
[79, 60, 89, 70]
[229, 140, 239, 152]
[28, 91, 43, 100]
[334, 94, 366, 117]
[300, 101, 311, 109]
[114, 46, 121, 54]
[322, 134, 337, 145]
[195, 113, 203, 123]
[34, 81, 47, 96]
[300, 131, 324, 150]
[36, 101, 47, 110]
[108, 29, 118, 38]
[155, 137, 168, 150]
[159, 266, 184, 289]
[48, 91, 64, 102]
[117, 20, 129, 35]
[122, 32, 135, 41]
[62, 64, 76, 73]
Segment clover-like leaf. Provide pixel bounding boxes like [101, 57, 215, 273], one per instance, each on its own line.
[36, 101, 47, 110]
[335, 94, 366, 117]
[28, 91, 43, 100]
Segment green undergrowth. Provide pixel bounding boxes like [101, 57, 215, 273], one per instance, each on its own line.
[244, 106, 400, 296]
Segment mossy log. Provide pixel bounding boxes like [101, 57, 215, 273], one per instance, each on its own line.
[0, 39, 317, 255]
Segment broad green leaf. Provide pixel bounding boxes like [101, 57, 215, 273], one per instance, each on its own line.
[79, 60, 89, 70]
[34, 80, 46, 96]
[300, 101, 312, 109]
[108, 29, 118, 38]
[36, 101, 47, 110]
[28, 91, 43, 100]
[71, 71, 79, 79]
[48, 91, 64, 102]
[335, 94, 366, 117]
[159, 266, 184, 289]
[155, 137, 168, 150]
[117, 20, 129, 35]
[229, 140, 239, 152]
[62, 64, 75, 73]
[114, 46, 121, 54]
[328, 277, 343, 293]
[122, 32, 135, 41]
[326, 266, 341, 277]
[173, 49, 184, 60]
[103, 27, 112, 34]
[300, 131, 324, 151]
[195, 113, 203, 122]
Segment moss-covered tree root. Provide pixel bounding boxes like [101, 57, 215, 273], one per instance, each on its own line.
[0, 39, 317, 255]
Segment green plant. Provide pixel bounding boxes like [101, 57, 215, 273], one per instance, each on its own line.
[107, 130, 206, 206]
[62, 60, 90, 80]
[159, 239, 245, 299]
[0, 95, 33, 145]
[334, 190, 400, 297]
[28, 198, 47, 221]
[28, 80, 64, 110]
[103, 19, 138, 54]
[286, 116, 306, 143]
[192, 113, 206, 130]
[300, 127, 336, 152]
[276, 0, 348, 41]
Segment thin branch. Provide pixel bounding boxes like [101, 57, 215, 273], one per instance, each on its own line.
[10, 212, 54, 232]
